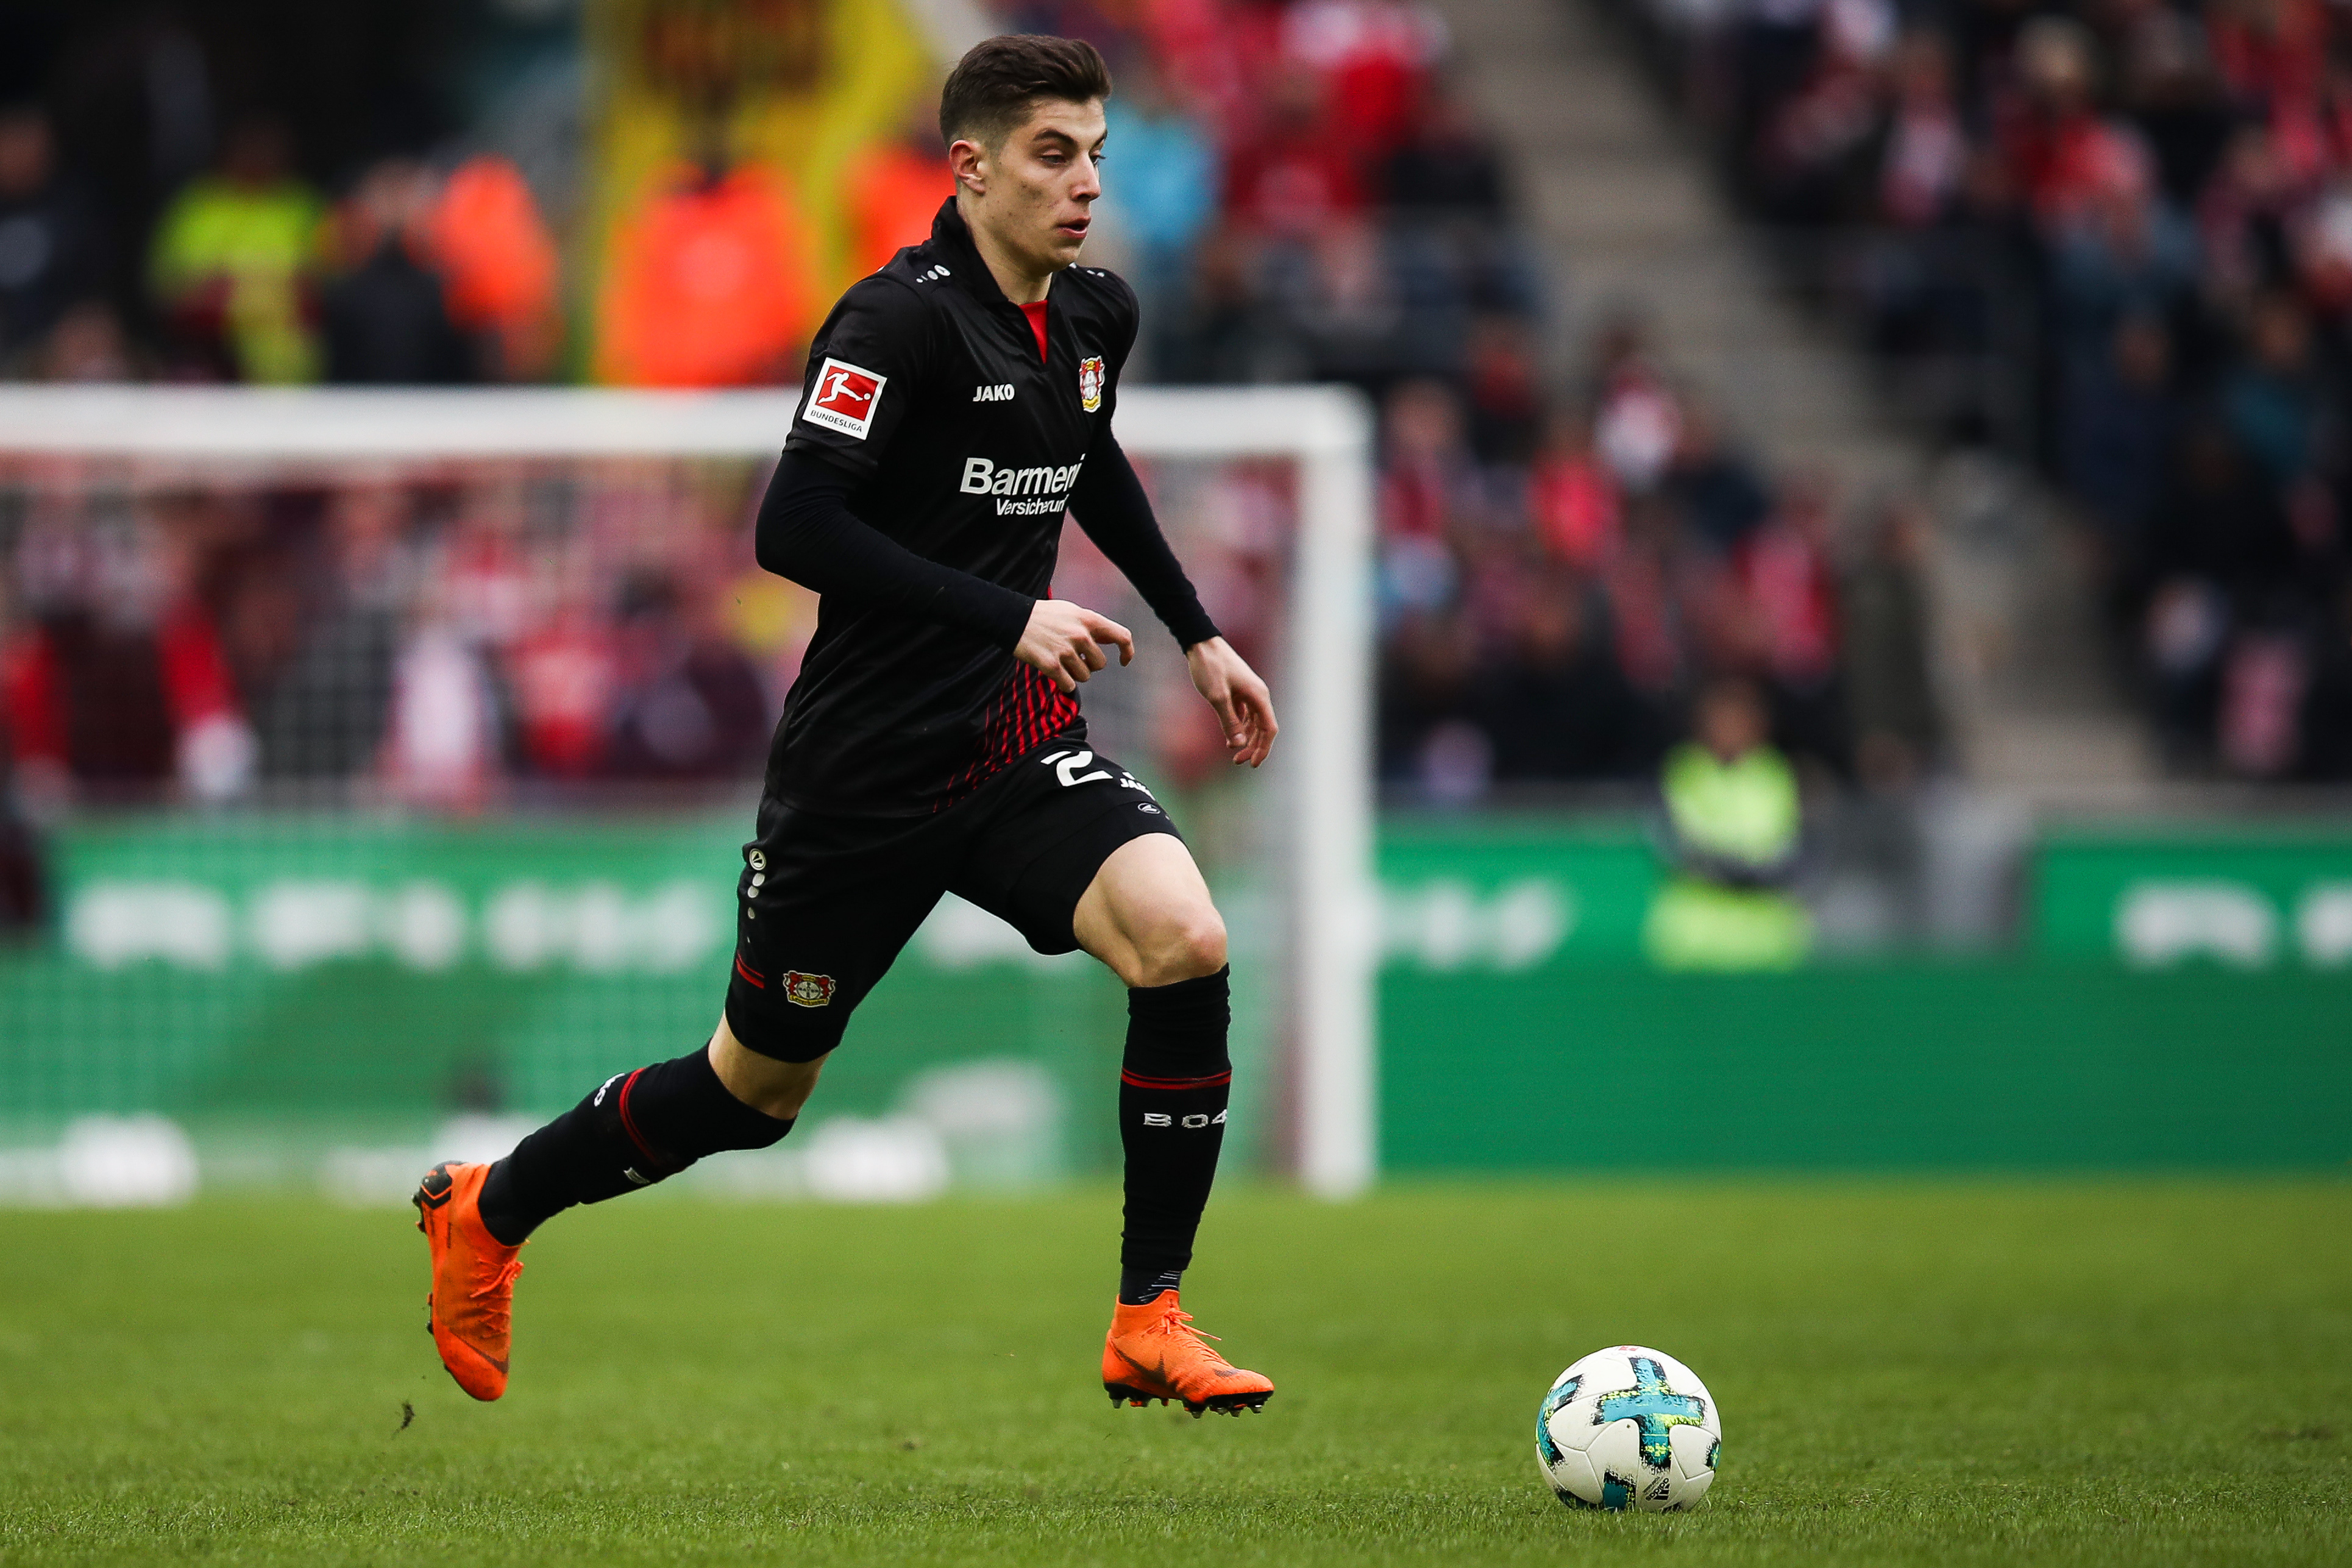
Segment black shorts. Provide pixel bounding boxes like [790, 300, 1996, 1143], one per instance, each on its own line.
[723, 737, 1182, 1062]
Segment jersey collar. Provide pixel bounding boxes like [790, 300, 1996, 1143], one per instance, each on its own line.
[931, 197, 1048, 311]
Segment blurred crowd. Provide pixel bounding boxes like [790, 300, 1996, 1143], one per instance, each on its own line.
[0, 0, 1941, 811]
[0, 466, 795, 817]
[1004, 0, 1936, 796]
[1373, 324, 1941, 800]
[1625, 0, 2352, 779]
[0, 100, 559, 388]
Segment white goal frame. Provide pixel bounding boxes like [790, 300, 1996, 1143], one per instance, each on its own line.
[0, 385, 1380, 1197]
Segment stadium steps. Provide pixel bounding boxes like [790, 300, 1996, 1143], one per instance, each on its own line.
[1431, 0, 2157, 796]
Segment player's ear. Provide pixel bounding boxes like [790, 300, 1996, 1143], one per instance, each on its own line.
[948, 135, 988, 197]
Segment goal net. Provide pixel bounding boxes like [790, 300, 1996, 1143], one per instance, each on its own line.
[0, 386, 1373, 1204]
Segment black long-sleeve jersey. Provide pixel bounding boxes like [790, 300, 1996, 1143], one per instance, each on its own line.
[764, 198, 1217, 817]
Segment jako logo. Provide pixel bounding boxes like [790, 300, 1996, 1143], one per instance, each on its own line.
[959, 456, 1085, 516]
[972, 383, 1015, 402]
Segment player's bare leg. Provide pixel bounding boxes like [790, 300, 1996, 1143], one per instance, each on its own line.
[1077, 834, 1274, 1416]
[708, 1016, 830, 1118]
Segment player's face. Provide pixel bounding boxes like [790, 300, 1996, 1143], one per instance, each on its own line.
[962, 98, 1107, 280]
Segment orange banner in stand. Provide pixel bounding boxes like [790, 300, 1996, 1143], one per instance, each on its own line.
[587, 0, 944, 387]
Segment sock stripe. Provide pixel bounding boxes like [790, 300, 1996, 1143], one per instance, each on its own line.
[613, 1068, 675, 1174]
[1120, 1069, 1232, 1090]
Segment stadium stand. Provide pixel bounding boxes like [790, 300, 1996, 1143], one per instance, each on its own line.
[0, 0, 1949, 807]
[1610, 0, 2352, 782]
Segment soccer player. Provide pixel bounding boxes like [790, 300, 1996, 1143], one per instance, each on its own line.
[414, 35, 1279, 1418]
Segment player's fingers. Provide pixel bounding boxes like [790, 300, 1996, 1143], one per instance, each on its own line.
[1059, 647, 1090, 686]
[1240, 687, 1278, 765]
[1088, 613, 1135, 665]
[1077, 636, 1107, 673]
[1210, 693, 1251, 762]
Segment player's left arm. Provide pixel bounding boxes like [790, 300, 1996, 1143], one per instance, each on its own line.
[1068, 431, 1277, 767]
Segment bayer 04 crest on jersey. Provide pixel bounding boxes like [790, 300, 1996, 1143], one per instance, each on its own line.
[1537, 1345, 1721, 1511]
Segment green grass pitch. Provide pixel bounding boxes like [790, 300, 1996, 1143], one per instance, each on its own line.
[1, 1180, 2347, 1565]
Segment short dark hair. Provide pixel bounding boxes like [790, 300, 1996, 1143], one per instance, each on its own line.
[939, 34, 1111, 151]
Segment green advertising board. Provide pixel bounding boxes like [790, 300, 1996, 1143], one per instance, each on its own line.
[4, 812, 2349, 1180]
[2036, 825, 2352, 970]
[1371, 817, 2352, 1174]
[0, 813, 1142, 1177]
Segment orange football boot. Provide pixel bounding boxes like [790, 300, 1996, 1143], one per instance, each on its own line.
[1102, 1291, 1274, 1417]
[413, 1160, 524, 1401]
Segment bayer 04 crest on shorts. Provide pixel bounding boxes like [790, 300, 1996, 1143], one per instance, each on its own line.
[1536, 1345, 1721, 1511]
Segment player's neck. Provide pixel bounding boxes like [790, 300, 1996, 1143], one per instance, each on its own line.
[958, 197, 1054, 304]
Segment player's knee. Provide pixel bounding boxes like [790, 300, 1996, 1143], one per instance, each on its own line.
[1135, 909, 1226, 987]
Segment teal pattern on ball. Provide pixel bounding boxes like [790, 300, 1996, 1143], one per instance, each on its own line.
[1597, 1357, 1707, 1470]
[1535, 1375, 1580, 1468]
[1558, 1471, 1635, 1510]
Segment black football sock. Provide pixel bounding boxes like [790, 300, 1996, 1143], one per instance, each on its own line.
[1118, 1266, 1185, 1305]
[1118, 966, 1231, 1303]
[477, 1045, 794, 1245]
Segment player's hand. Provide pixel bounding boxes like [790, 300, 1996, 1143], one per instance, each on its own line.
[1185, 637, 1277, 767]
[1015, 598, 1134, 693]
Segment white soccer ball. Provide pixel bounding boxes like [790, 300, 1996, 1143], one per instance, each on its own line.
[1537, 1345, 1720, 1511]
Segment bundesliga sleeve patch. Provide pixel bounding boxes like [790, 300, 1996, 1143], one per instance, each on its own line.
[1078, 355, 1104, 413]
[801, 358, 886, 439]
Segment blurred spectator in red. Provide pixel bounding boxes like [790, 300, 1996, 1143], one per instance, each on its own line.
[1605, 495, 1699, 704]
[149, 115, 324, 383]
[427, 155, 562, 381]
[2208, 0, 2328, 111]
[1226, 67, 1364, 239]
[1463, 316, 1541, 464]
[507, 607, 614, 779]
[321, 159, 480, 385]
[0, 103, 103, 372]
[1282, 0, 1449, 163]
[597, 157, 817, 387]
[1736, 472, 1846, 767]
[1529, 408, 1621, 571]
[1, 508, 254, 803]
[1379, 378, 1474, 542]
[1996, 17, 2171, 238]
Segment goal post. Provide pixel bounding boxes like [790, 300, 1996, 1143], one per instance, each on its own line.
[0, 383, 1379, 1197]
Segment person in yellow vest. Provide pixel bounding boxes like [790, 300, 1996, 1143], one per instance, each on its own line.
[1643, 675, 1814, 969]
[149, 116, 324, 384]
